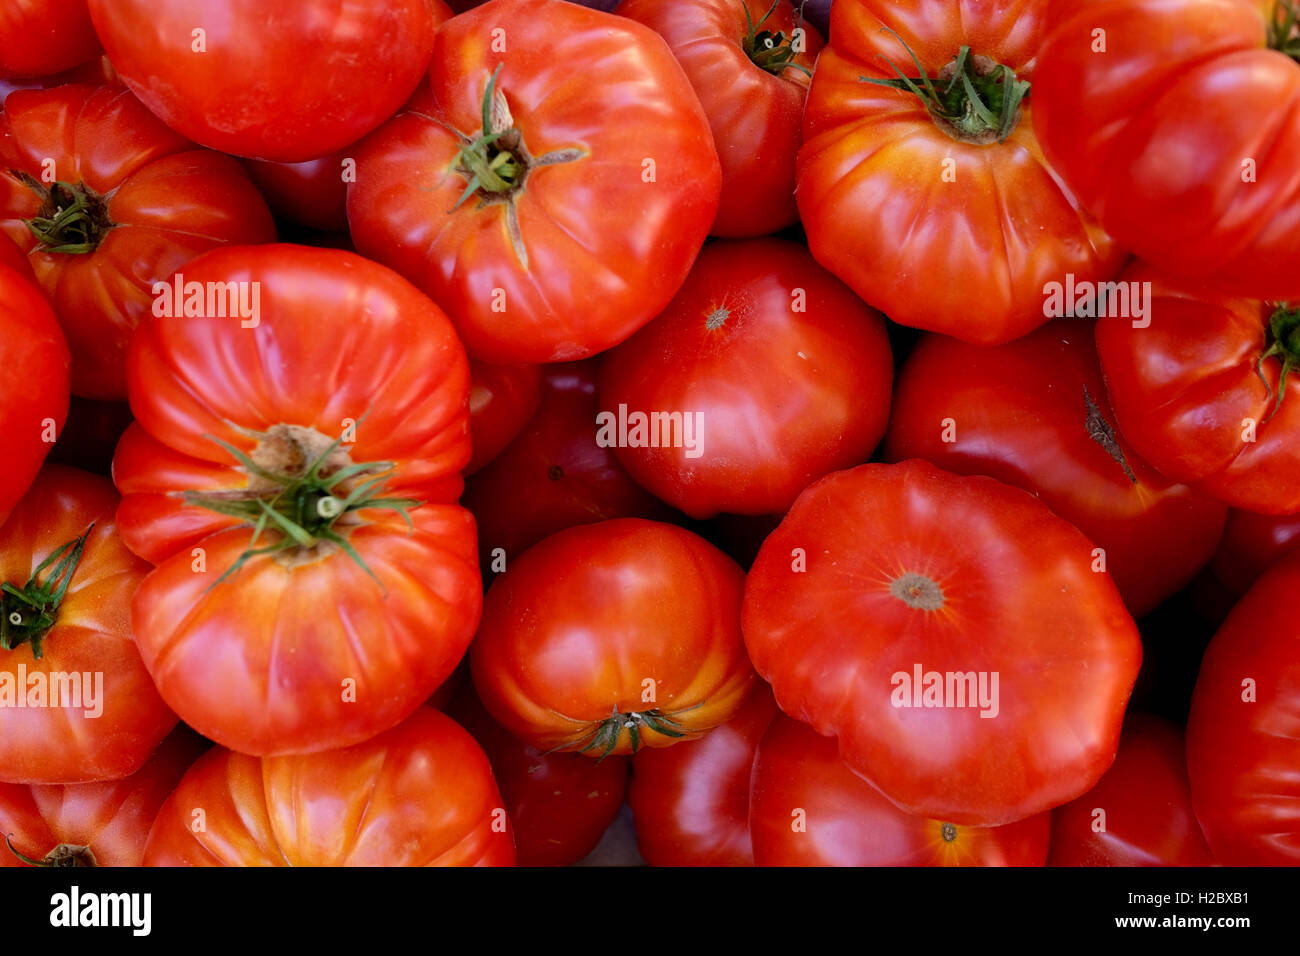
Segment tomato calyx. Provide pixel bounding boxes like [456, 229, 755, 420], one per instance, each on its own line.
[182, 423, 420, 591]
[1269, 0, 1300, 61]
[1256, 304, 1300, 421]
[941, 822, 958, 843]
[9, 171, 115, 255]
[861, 34, 1029, 144]
[890, 571, 944, 611]
[1083, 386, 1138, 484]
[443, 64, 586, 269]
[742, 1, 811, 78]
[568, 705, 689, 759]
[0, 526, 92, 661]
[4, 834, 97, 868]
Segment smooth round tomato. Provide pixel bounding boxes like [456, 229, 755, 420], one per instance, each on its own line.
[113, 244, 481, 756]
[1095, 261, 1300, 514]
[597, 238, 894, 519]
[617, 0, 823, 237]
[463, 362, 673, 571]
[0, 465, 176, 783]
[0, 84, 276, 400]
[796, 0, 1124, 344]
[349, 0, 721, 364]
[466, 359, 543, 476]
[1048, 713, 1215, 866]
[0, 1, 100, 79]
[628, 681, 776, 867]
[1209, 508, 1300, 598]
[87, 0, 450, 162]
[0, 726, 206, 868]
[448, 685, 628, 867]
[0, 261, 67, 528]
[885, 319, 1227, 617]
[751, 713, 1051, 866]
[742, 459, 1142, 825]
[1186, 549, 1300, 864]
[143, 708, 516, 866]
[471, 518, 756, 757]
[241, 149, 351, 232]
[1034, 0, 1300, 299]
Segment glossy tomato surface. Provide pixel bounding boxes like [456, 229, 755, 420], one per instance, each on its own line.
[1209, 508, 1300, 598]
[0, 0, 100, 79]
[242, 149, 351, 232]
[465, 359, 543, 476]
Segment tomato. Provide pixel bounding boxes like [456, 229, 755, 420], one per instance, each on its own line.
[112, 244, 481, 756]
[796, 0, 1124, 345]
[0, 53, 120, 100]
[242, 148, 351, 233]
[751, 713, 1052, 866]
[448, 685, 628, 867]
[1095, 261, 1300, 514]
[0, 229, 31, 280]
[87, 0, 450, 162]
[0, 726, 206, 868]
[628, 681, 776, 866]
[143, 707, 515, 866]
[466, 359, 543, 476]
[0, 85, 276, 400]
[0, 261, 67, 528]
[1034, 0, 1300, 299]
[348, 0, 721, 364]
[597, 238, 893, 518]
[463, 362, 672, 570]
[1186, 549, 1300, 864]
[1048, 713, 1215, 866]
[1208, 508, 1300, 598]
[471, 518, 755, 756]
[742, 459, 1142, 825]
[0, 465, 176, 783]
[885, 319, 1227, 617]
[0, 1, 100, 79]
[617, 0, 823, 237]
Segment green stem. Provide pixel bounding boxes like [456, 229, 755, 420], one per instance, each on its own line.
[1270, 0, 1300, 61]
[742, 0, 812, 78]
[9, 171, 114, 255]
[1256, 303, 1300, 422]
[0, 526, 93, 660]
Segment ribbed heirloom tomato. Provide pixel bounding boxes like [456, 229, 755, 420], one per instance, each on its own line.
[112, 244, 481, 756]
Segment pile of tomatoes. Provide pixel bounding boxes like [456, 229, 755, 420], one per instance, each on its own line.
[1, 0, 1297, 869]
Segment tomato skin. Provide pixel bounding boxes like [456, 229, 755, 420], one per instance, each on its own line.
[885, 320, 1227, 617]
[471, 518, 756, 756]
[742, 459, 1142, 825]
[751, 713, 1051, 866]
[0, 726, 206, 868]
[448, 686, 628, 867]
[241, 149, 351, 232]
[0, 465, 177, 784]
[1034, 0, 1300, 298]
[1186, 550, 1300, 864]
[0, 263, 68, 528]
[143, 708, 516, 866]
[349, 0, 721, 364]
[0, 85, 277, 400]
[87, 0, 449, 162]
[796, 0, 1124, 345]
[1208, 508, 1300, 599]
[466, 359, 544, 476]
[114, 244, 481, 756]
[0, 0, 100, 79]
[617, 0, 822, 237]
[628, 682, 776, 867]
[1095, 262, 1300, 514]
[1048, 714, 1215, 866]
[598, 239, 894, 519]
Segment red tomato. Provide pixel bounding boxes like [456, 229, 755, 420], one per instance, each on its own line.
[1209, 508, 1300, 598]
[750, 713, 1052, 866]
[0, 261, 67, 527]
[0, 85, 276, 400]
[113, 244, 481, 756]
[1095, 261, 1300, 514]
[0, 229, 32, 280]
[796, 0, 1124, 344]
[241, 149, 351, 233]
[143, 708, 516, 866]
[617, 0, 823, 236]
[349, 0, 721, 364]
[1034, 0, 1300, 299]
[471, 518, 756, 756]
[466, 359, 543, 476]
[0, 465, 176, 783]
[0, 726, 206, 868]
[1186, 549, 1300, 864]
[597, 238, 894, 518]
[0, 1, 100, 79]
[463, 362, 672, 569]
[448, 686, 628, 867]
[87, 0, 450, 162]
[628, 681, 776, 866]
[885, 320, 1228, 617]
[1048, 714, 1215, 866]
[742, 460, 1142, 825]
